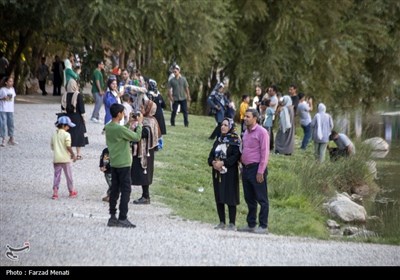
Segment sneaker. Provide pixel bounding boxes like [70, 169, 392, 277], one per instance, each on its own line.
[132, 197, 150, 205]
[253, 226, 269, 235]
[91, 117, 99, 123]
[225, 223, 237, 231]
[8, 140, 18, 145]
[117, 218, 136, 228]
[102, 196, 109, 202]
[69, 190, 78, 198]
[238, 225, 256, 233]
[214, 222, 225, 230]
[107, 215, 118, 227]
[51, 193, 59, 200]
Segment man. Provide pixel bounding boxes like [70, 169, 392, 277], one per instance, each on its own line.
[37, 57, 49, 96]
[239, 108, 270, 234]
[105, 103, 143, 228]
[168, 65, 191, 127]
[329, 130, 355, 160]
[289, 84, 299, 114]
[297, 92, 313, 150]
[90, 60, 105, 123]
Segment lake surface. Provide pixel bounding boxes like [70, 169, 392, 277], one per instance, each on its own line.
[332, 101, 400, 240]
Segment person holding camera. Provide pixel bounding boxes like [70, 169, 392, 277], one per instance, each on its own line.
[105, 103, 143, 228]
[297, 92, 313, 150]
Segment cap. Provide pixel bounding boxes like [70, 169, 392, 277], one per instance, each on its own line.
[174, 65, 180, 71]
[56, 116, 76, 127]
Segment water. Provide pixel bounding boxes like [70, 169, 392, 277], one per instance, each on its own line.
[332, 101, 400, 240]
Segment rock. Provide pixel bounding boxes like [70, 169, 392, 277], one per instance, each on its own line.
[350, 229, 378, 238]
[343, 226, 359, 236]
[363, 137, 389, 151]
[351, 184, 370, 196]
[366, 160, 377, 179]
[328, 193, 367, 222]
[327, 219, 340, 229]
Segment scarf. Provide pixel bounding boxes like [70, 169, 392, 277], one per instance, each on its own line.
[316, 103, 326, 140]
[280, 95, 292, 133]
[62, 79, 79, 113]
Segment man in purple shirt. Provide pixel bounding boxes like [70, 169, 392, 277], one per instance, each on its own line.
[239, 108, 270, 234]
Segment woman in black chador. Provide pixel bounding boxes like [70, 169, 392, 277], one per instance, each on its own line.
[207, 117, 241, 231]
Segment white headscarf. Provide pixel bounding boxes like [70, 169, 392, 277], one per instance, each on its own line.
[280, 95, 292, 133]
[316, 103, 326, 140]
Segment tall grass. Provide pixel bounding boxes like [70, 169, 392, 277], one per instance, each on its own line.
[151, 111, 384, 241]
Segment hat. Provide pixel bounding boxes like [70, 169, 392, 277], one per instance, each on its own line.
[174, 65, 180, 71]
[56, 116, 76, 127]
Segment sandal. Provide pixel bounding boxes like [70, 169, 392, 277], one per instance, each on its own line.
[76, 155, 83, 160]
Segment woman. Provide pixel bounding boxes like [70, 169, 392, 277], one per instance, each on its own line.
[63, 56, 80, 90]
[0, 76, 17, 147]
[207, 118, 241, 231]
[275, 95, 295, 155]
[103, 78, 123, 125]
[131, 100, 161, 204]
[311, 103, 333, 162]
[61, 78, 88, 159]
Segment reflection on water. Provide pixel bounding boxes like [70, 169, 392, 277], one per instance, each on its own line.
[332, 101, 400, 240]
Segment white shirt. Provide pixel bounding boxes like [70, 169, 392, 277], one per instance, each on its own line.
[0, 86, 16, 112]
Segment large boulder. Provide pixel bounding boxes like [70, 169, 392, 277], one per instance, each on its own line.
[328, 193, 367, 223]
[363, 137, 389, 151]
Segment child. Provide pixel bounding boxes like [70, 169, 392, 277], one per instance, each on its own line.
[105, 103, 143, 228]
[262, 99, 275, 151]
[50, 116, 78, 199]
[239, 95, 250, 136]
[99, 147, 112, 202]
[0, 76, 17, 147]
[122, 93, 132, 124]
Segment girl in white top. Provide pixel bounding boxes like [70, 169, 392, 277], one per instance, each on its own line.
[0, 76, 17, 147]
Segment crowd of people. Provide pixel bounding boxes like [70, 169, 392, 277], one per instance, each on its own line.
[0, 51, 357, 232]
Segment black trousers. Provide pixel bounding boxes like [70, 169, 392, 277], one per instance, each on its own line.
[242, 164, 269, 228]
[171, 100, 189, 126]
[109, 167, 132, 220]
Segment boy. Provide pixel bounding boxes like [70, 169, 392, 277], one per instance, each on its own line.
[99, 147, 112, 202]
[105, 103, 143, 228]
[50, 116, 78, 199]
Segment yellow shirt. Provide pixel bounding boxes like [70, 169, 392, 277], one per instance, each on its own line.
[239, 102, 249, 120]
[51, 129, 72, 163]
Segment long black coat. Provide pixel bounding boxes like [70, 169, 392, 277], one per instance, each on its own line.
[207, 141, 241, 206]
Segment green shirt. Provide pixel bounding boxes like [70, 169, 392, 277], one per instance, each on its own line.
[91, 68, 104, 93]
[105, 122, 142, 168]
[168, 76, 189, 101]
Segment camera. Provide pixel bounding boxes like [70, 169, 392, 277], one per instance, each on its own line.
[130, 112, 138, 119]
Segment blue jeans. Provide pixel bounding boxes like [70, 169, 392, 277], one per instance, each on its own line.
[91, 92, 103, 120]
[300, 123, 311, 150]
[0, 112, 14, 138]
[242, 164, 269, 228]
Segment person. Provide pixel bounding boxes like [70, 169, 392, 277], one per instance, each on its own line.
[99, 147, 112, 202]
[50, 116, 78, 200]
[224, 91, 236, 119]
[207, 82, 228, 140]
[0, 76, 17, 147]
[105, 103, 143, 228]
[147, 79, 167, 136]
[61, 79, 88, 159]
[168, 65, 191, 127]
[121, 93, 132, 124]
[251, 86, 262, 111]
[275, 95, 295, 155]
[297, 92, 313, 150]
[37, 57, 49, 96]
[131, 100, 161, 205]
[261, 99, 275, 151]
[311, 103, 334, 162]
[51, 55, 65, 96]
[239, 108, 270, 234]
[239, 95, 250, 136]
[103, 77, 123, 125]
[90, 60, 105, 123]
[328, 130, 355, 160]
[288, 84, 299, 114]
[207, 118, 241, 231]
[63, 57, 80, 90]
[0, 52, 9, 80]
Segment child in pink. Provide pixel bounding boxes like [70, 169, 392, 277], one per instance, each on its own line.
[50, 116, 78, 199]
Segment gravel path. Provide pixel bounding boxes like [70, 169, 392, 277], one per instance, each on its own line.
[1, 101, 399, 266]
